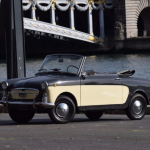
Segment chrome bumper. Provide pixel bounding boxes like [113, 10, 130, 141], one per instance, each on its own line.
[0, 90, 55, 109]
[0, 100, 55, 108]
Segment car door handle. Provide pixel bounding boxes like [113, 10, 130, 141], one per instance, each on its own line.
[115, 78, 121, 81]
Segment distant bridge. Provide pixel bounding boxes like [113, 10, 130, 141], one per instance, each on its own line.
[22, 0, 114, 46]
[24, 18, 98, 44]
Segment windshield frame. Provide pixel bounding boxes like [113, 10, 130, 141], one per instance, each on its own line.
[38, 54, 86, 75]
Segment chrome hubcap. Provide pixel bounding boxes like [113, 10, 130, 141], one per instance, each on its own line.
[132, 100, 142, 115]
[56, 103, 69, 118]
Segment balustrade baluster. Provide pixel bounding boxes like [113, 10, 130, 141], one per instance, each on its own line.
[99, 6, 105, 42]
[31, 6, 36, 20]
[51, 4, 56, 25]
[69, 6, 75, 30]
[88, 3, 93, 35]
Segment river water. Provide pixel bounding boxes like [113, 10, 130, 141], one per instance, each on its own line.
[0, 53, 150, 80]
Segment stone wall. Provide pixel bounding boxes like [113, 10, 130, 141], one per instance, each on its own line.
[113, 0, 126, 50]
[113, 0, 150, 51]
[114, 0, 126, 40]
[125, 37, 150, 50]
[125, 0, 149, 38]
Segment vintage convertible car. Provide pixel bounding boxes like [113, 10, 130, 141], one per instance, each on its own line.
[0, 54, 149, 124]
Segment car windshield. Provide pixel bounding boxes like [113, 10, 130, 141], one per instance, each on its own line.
[38, 55, 83, 74]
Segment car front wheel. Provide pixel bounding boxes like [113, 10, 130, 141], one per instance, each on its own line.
[85, 111, 103, 120]
[48, 95, 76, 124]
[9, 109, 35, 123]
[125, 93, 147, 120]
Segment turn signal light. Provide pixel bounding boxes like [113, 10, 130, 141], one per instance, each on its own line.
[39, 103, 44, 106]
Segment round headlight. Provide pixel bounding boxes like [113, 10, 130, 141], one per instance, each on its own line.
[1, 81, 8, 90]
[41, 81, 48, 90]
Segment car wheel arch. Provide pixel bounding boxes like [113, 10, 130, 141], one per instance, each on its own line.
[56, 92, 78, 112]
[134, 90, 149, 105]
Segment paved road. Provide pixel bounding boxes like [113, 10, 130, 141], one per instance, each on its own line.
[0, 114, 150, 150]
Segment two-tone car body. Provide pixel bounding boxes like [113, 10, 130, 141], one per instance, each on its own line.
[0, 54, 149, 123]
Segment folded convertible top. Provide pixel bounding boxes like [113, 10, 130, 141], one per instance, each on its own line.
[117, 70, 135, 77]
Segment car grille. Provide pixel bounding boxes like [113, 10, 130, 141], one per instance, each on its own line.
[10, 89, 39, 100]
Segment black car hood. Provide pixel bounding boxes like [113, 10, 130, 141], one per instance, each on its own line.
[13, 75, 63, 89]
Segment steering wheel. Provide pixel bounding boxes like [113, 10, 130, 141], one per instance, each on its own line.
[67, 65, 79, 72]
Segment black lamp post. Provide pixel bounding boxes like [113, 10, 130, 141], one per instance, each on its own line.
[0, 0, 26, 79]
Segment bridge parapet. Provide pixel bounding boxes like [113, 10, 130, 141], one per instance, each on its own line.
[24, 17, 99, 44]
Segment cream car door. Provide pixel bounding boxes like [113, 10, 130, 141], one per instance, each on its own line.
[81, 74, 123, 106]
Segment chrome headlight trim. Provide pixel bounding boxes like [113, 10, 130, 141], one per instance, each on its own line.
[1, 81, 8, 90]
[41, 81, 48, 90]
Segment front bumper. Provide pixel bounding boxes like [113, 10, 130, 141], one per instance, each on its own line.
[0, 100, 55, 108]
[0, 89, 55, 109]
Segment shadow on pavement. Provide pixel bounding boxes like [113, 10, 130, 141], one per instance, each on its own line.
[0, 117, 129, 126]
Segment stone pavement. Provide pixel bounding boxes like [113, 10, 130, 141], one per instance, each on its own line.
[0, 114, 150, 150]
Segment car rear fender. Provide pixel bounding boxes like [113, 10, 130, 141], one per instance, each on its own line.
[133, 89, 149, 105]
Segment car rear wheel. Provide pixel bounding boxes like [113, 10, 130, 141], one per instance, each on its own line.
[85, 111, 103, 120]
[9, 109, 35, 123]
[125, 94, 147, 120]
[48, 95, 76, 124]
